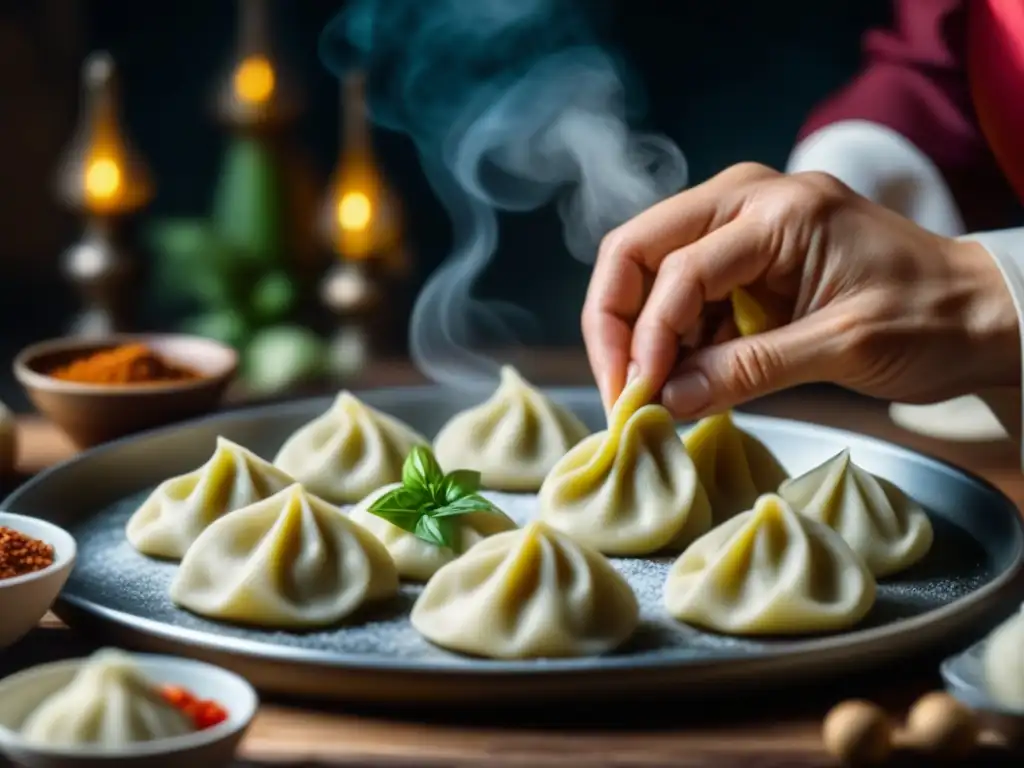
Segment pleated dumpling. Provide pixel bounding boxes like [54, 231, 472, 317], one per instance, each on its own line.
[664, 494, 876, 636]
[411, 521, 639, 659]
[983, 604, 1024, 709]
[433, 366, 590, 492]
[682, 412, 788, 524]
[170, 484, 398, 629]
[778, 448, 933, 577]
[20, 649, 194, 747]
[126, 436, 293, 560]
[348, 482, 519, 581]
[273, 391, 428, 504]
[537, 376, 710, 556]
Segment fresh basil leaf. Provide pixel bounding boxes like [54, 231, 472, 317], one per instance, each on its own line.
[367, 487, 427, 533]
[441, 469, 481, 502]
[437, 516, 461, 553]
[413, 514, 448, 548]
[431, 494, 500, 518]
[402, 446, 445, 490]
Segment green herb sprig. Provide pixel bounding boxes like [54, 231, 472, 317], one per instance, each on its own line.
[367, 446, 501, 552]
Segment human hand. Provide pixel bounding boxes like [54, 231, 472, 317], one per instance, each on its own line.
[581, 162, 1020, 417]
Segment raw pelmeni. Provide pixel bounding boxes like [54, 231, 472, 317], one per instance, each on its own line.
[778, 448, 933, 577]
[682, 412, 788, 524]
[664, 494, 876, 636]
[983, 604, 1024, 709]
[348, 482, 518, 581]
[273, 391, 428, 504]
[538, 376, 710, 556]
[125, 436, 293, 560]
[20, 649, 194, 747]
[411, 521, 638, 659]
[170, 483, 398, 629]
[433, 366, 590, 492]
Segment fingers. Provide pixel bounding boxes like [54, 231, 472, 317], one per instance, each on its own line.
[582, 162, 781, 408]
[659, 310, 842, 418]
[581, 244, 647, 411]
[629, 218, 776, 393]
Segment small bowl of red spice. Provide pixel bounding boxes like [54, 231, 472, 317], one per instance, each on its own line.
[0, 512, 76, 649]
[14, 334, 238, 448]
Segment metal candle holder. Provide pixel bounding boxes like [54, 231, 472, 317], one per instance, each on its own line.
[319, 71, 410, 373]
[56, 52, 153, 337]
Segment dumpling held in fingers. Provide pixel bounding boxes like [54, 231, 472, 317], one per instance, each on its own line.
[538, 376, 711, 556]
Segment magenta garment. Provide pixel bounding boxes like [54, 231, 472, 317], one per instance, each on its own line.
[797, 0, 1021, 231]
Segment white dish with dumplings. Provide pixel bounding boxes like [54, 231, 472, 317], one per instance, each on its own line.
[0, 651, 257, 768]
[2, 383, 1023, 705]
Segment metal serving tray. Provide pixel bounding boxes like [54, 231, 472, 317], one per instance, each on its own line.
[4, 386, 1023, 705]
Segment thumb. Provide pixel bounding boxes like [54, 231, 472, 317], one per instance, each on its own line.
[660, 315, 835, 417]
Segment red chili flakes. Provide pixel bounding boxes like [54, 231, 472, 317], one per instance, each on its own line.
[0, 526, 55, 580]
[159, 684, 229, 730]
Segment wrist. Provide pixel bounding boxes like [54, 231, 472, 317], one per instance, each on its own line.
[945, 238, 1022, 389]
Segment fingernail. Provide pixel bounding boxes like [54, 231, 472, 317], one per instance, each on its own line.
[663, 372, 712, 415]
[626, 361, 639, 383]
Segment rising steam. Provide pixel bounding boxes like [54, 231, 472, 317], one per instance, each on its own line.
[321, 0, 688, 389]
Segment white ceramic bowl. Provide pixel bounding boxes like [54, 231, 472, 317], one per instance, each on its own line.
[0, 512, 76, 649]
[0, 653, 259, 768]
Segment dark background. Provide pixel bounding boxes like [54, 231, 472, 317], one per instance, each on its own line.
[0, 0, 891, 409]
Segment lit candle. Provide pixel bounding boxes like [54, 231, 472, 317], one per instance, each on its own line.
[56, 52, 152, 217]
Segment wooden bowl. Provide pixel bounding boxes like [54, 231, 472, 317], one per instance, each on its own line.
[13, 335, 238, 449]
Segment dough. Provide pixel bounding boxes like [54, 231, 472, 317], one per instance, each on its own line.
[682, 412, 788, 524]
[170, 484, 398, 629]
[411, 521, 639, 659]
[20, 649, 194, 747]
[274, 391, 428, 504]
[126, 436, 293, 560]
[664, 494, 876, 636]
[779, 448, 933, 577]
[983, 604, 1024, 709]
[433, 366, 590, 492]
[538, 376, 710, 556]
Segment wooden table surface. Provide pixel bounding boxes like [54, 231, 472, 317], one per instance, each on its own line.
[4, 385, 1024, 767]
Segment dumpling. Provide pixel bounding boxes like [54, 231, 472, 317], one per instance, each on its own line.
[411, 521, 638, 659]
[433, 366, 590, 492]
[273, 391, 428, 504]
[170, 483, 398, 629]
[778, 448, 933, 577]
[126, 436, 293, 560]
[348, 482, 519, 581]
[537, 376, 710, 556]
[983, 605, 1024, 709]
[20, 649, 194, 747]
[682, 412, 788, 524]
[664, 494, 876, 636]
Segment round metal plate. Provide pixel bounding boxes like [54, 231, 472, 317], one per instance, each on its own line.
[4, 386, 1024, 704]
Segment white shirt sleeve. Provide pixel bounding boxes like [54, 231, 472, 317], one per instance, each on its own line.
[789, 121, 1024, 454]
[786, 119, 966, 237]
[963, 230, 1024, 453]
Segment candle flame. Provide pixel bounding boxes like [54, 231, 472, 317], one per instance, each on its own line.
[233, 56, 275, 104]
[84, 157, 122, 202]
[338, 191, 372, 232]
